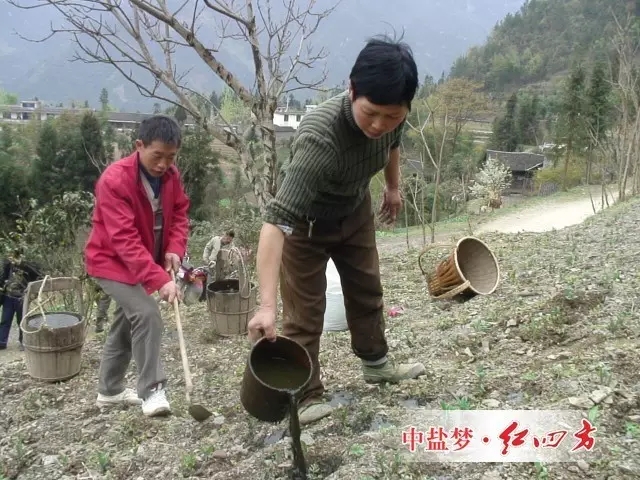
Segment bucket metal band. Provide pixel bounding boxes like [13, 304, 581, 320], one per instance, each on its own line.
[23, 341, 85, 353]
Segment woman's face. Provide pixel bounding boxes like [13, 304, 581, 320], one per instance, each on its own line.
[350, 90, 408, 139]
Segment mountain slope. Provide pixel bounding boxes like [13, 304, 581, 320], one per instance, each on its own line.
[449, 0, 633, 92]
[0, 0, 525, 110]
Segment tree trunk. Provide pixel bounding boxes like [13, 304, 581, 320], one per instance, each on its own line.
[420, 177, 426, 246]
[237, 110, 280, 213]
[430, 164, 441, 244]
[404, 203, 409, 250]
[563, 137, 572, 190]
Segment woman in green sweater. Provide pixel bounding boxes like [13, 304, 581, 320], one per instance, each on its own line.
[249, 35, 425, 425]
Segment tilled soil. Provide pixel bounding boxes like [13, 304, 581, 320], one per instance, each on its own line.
[1, 197, 639, 480]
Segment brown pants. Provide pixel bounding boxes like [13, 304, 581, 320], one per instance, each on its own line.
[281, 192, 388, 403]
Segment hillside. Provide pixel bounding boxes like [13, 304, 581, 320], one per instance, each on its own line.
[449, 0, 634, 93]
[0, 0, 526, 110]
[1, 189, 639, 479]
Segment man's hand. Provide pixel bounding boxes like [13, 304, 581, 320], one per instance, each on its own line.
[164, 252, 181, 273]
[379, 186, 403, 225]
[159, 280, 181, 303]
[247, 306, 277, 344]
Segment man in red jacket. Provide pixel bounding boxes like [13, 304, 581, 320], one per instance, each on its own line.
[84, 115, 190, 417]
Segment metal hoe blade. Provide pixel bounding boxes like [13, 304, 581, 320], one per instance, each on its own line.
[188, 404, 213, 422]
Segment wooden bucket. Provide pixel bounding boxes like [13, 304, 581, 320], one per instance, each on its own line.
[206, 279, 256, 336]
[20, 277, 86, 382]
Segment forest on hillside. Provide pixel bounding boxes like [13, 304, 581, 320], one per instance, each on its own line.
[450, 0, 637, 92]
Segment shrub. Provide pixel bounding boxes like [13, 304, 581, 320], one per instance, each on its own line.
[534, 163, 584, 190]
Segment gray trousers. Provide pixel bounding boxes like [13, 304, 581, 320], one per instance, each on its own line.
[96, 294, 111, 325]
[94, 277, 166, 400]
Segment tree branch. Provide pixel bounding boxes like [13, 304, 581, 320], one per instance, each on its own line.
[7, 0, 337, 208]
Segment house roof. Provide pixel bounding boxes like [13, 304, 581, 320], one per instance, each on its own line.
[0, 105, 167, 123]
[274, 109, 305, 115]
[107, 112, 154, 123]
[486, 150, 546, 171]
[0, 104, 93, 115]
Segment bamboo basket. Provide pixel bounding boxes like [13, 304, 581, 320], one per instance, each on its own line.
[418, 236, 500, 300]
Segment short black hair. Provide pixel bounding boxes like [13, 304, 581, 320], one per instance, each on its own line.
[226, 230, 235, 238]
[138, 115, 182, 148]
[349, 34, 419, 109]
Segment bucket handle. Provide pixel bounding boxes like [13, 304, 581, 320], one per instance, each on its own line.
[417, 242, 455, 277]
[228, 246, 251, 299]
[22, 275, 51, 332]
[21, 276, 85, 333]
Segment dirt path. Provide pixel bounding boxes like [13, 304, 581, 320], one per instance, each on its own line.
[477, 189, 620, 234]
[377, 186, 622, 254]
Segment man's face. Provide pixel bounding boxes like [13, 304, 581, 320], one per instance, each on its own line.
[350, 92, 408, 140]
[136, 139, 179, 177]
[222, 236, 233, 245]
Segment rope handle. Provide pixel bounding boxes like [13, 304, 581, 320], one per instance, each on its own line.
[228, 246, 252, 299]
[22, 275, 50, 331]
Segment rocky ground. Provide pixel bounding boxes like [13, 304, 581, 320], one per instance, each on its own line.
[1, 194, 640, 480]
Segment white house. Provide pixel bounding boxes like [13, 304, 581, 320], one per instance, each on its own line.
[273, 108, 305, 129]
[272, 103, 319, 130]
[0, 99, 92, 122]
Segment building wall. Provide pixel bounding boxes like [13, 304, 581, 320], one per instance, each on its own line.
[273, 112, 303, 129]
[1, 111, 60, 122]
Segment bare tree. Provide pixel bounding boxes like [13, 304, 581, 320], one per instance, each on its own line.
[10, 0, 338, 210]
[84, 140, 111, 174]
[406, 99, 449, 244]
[609, 8, 640, 201]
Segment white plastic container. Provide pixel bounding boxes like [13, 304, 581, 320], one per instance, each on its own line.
[323, 258, 348, 331]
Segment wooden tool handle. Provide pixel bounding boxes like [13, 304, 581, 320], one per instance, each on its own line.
[171, 270, 193, 396]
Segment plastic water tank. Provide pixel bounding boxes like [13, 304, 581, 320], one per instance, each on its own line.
[323, 258, 348, 331]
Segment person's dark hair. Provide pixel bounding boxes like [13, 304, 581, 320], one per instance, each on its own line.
[138, 115, 182, 148]
[349, 34, 419, 109]
[226, 230, 235, 238]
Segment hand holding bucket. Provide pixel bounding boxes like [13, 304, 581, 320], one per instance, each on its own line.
[418, 236, 500, 300]
[247, 306, 277, 344]
[240, 335, 312, 423]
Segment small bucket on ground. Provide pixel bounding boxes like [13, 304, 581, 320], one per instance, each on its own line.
[20, 276, 86, 382]
[418, 236, 500, 300]
[240, 335, 312, 423]
[206, 247, 256, 336]
[206, 279, 256, 336]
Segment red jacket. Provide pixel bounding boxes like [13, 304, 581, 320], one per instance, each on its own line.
[84, 152, 190, 294]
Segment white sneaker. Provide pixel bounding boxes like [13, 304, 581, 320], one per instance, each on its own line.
[96, 388, 142, 408]
[142, 386, 171, 417]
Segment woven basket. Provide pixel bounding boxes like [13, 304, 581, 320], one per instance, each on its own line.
[418, 236, 500, 300]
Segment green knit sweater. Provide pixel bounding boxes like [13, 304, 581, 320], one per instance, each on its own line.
[263, 92, 404, 232]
